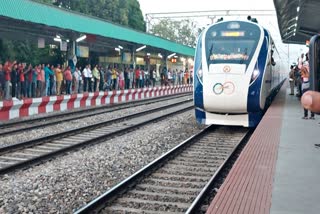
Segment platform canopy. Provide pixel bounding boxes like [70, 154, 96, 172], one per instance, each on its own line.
[0, 0, 194, 56]
[274, 0, 320, 44]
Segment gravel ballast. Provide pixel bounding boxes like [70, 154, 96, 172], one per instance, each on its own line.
[0, 95, 192, 148]
[0, 110, 205, 213]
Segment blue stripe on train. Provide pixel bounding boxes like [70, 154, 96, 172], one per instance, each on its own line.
[247, 30, 269, 112]
[195, 108, 206, 124]
[247, 30, 269, 126]
[194, 33, 204, 109]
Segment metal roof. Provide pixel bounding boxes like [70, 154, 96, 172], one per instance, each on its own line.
[274, 0, 320, 44]
[0, 0, 195, 56]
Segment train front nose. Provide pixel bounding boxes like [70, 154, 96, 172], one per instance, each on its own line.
[203, 64, 250, 113]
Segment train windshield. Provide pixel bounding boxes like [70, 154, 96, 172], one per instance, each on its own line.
[205, 21, 261, 67]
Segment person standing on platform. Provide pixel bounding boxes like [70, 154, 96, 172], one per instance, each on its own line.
[135, 66, 140, 88]
[99, 66, 104, 91]
[18, 63, 26, 99]
[88, 65, 93, 92]
[172, 69, 177, 86]
[55, 64, 63, 95]
[294, 65, 302, 97]
[16, 63, 23, 99]
[73, 67, 80, 94]
[118, 67, 125, 90]
[11, 63, 18, 99]
[289, 65, 295, 95]
[139, 67, 144, 88]
[40, 64, 46, 96]
[76, 67, 82, 93]
[184, 69, 190, 84]
[177, 70, 182, 85]
[44, 64, 54, 96]
[129, 67, 134, 89]
[112, 66, 118, 90]
[300, 66, 315, 120]
[31, 66, 37, 98]
[4, 61, 12, 100]
[50, 65, 56, 95]
[64, 66, 72, 95]
[82, 65, 89, 92]
[150, 67, 156, 87]
[105, 66, 112, 91]
[124, 67, 129, 90]
[35, 65, 42, 97]
[26, 64, 33, 98]
[92, 65, 100, 92]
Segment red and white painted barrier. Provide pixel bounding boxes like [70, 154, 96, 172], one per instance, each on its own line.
[0, 85, 192, 121]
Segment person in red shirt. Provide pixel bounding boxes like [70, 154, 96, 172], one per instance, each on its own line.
[18, 63, 26, 99]
[135, 67, 140, 88]
[64, 66, 72, 95]
[40, 64, 45, 96]
[4, 61, 12, 100]
[36, 65, 42, 97]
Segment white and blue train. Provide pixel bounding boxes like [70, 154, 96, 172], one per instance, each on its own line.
[193, 20, 284, 127]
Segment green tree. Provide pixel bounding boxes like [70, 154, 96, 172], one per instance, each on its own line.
[37, 0, 146, 32]
[149, 19, 199, 47]
[0, 39, 64, 65]
[127, 0, 146, 32]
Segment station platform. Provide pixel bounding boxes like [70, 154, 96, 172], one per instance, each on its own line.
[207, 82, 320, 214]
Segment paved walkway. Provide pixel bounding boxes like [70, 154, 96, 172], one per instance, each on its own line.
[206, 83, 320, 214]
[271, 89, 320, 214]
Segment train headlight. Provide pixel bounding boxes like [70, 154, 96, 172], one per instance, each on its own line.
[196, 66, 203, 83]
[250, 69, 260, 83]
[198, 69, 203, 78]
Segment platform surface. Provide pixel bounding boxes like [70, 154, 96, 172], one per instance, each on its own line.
[207, 83, 320, 214]
[271, 88, 320, 214]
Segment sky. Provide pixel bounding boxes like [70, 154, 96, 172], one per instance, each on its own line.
[138, 0, 308, 67]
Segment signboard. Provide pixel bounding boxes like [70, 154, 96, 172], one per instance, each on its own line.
[73, 55, 77, 66]
[38, 38, 45, 48]
[76, 46, 89, 58]
[60, 41, 67, 51]
[121, 52, 131, 63]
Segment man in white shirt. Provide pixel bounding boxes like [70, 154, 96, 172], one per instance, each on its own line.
[82, 64, 92, 92]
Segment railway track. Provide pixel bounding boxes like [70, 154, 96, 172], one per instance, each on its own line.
[75, 126, 251, 214]
[0, 93, 192, 136]
[0, 99, 193, 175]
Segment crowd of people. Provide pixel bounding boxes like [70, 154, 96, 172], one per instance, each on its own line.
[289, 52, 316, 119]
[0, 61, 193, 101]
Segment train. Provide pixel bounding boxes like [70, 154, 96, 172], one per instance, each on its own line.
[193, 20, 285, 127]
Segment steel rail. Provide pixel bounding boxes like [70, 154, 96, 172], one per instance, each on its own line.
[74, 127, 251, 214]
[0, 100, 193, 174]
[0, 93, 192, 136]
[185, 129, 253, 214]
[74, 126, 213, 214]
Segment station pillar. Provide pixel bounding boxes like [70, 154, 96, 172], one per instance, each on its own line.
[131, 48, 136, 69]
[67, 40, 77, 71]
